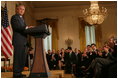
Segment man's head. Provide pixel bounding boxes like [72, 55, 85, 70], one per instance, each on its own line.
[109, 37, 114, 44]
[87, 45, 91, 50]
[74, 48, 78, 53]
[48, 49, 51, 54]
[68, 47, 72, 53]
[61, 48, 65, 52]
[16, 4, 25, 16]
[91, 43, 96, 50]
[103, 46, 109, 53]
[108, 37, 116, 48]
[52, 49, 55, 54]
[57, 50, 61, 54]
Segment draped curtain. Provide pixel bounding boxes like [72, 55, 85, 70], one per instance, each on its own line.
[78, 18, 86, 52]
[95, 25, 102, 48]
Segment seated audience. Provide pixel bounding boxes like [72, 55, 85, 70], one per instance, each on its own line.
[45, 37, 117, 78]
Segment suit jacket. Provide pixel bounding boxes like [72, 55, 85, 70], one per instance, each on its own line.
[64, 52, 75, 65]
[11, 14, 27, 46]
[46, 54, 52, 64]
[73, 53, 82, 65]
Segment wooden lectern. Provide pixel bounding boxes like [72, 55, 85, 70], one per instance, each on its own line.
[25, 24, 50, 78]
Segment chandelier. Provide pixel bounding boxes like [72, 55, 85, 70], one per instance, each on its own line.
[83, 1, 107, 25]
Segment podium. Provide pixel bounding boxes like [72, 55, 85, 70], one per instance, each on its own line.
[25, 24, 50, 78]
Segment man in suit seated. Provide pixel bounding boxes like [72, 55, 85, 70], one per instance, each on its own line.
[46, 50, 53, 70]
[51, 49, 59, 70]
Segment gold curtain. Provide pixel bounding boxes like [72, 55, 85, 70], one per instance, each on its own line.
[78, 18, 86, 52]
[95, 25, 102, 48]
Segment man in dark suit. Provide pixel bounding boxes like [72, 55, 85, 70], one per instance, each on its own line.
[64, 47, 75, 74]
[73, 48, 82, 77]
[11, 4, 33, 78]
[51, 49, 59, 70]
[46, 49, 53, 70]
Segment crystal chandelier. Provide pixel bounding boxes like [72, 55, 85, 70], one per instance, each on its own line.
[83, 1, 107, 25]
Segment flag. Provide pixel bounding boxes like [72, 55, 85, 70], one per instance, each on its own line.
[1, 3, 13, 58]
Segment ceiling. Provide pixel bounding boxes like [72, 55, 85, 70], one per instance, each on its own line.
[27, 1, 116, 8]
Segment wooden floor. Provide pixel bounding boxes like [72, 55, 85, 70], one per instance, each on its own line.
[1, 70, 75, 78]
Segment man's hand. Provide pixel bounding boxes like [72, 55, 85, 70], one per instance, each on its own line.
[28, 26, 34, 28]
[25, 26, 34, 29]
